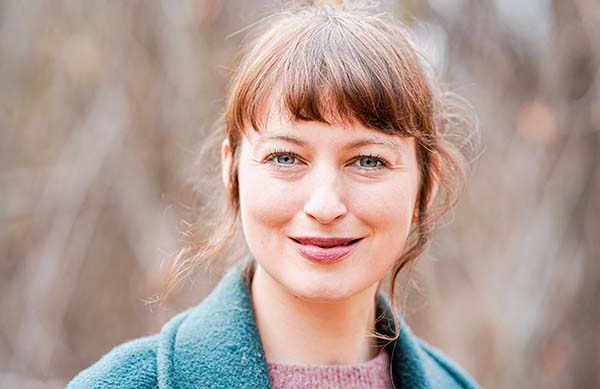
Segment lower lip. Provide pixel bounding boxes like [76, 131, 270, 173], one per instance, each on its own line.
[291, 239, 360, 264]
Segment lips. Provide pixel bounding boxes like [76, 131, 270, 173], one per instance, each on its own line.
[290, 236, 362, 264]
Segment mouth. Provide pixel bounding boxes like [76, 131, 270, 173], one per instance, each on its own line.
[290, 236, 363, 264]
[290, 236, 362, 247]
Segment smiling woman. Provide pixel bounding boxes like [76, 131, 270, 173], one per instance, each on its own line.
[230, 116, 420, 306]
[68, 1, 479, 388]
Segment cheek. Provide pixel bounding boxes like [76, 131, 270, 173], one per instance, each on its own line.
[349, 180, 416, 231]
[237, 165, 301, 233]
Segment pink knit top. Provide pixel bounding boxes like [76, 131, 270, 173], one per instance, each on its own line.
[267, 351, 394, 389]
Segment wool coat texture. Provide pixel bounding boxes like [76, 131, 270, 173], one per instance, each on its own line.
[68, 261, 480, 388]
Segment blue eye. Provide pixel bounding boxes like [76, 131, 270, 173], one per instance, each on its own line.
[354, 155, 388, 170]
[264, 150, 302, 168]
[276, 154, 296, 165]
[358, 156, 380, 168]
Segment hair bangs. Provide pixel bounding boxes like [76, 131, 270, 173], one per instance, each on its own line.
[228, 12, 431, 140]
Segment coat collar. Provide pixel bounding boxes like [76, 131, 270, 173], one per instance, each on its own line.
[157, 259, 433, 388]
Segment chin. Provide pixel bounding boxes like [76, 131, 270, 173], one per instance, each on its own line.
[286, 277, 362, 303]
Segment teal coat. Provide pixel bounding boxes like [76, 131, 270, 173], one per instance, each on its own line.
[68, 262, 479, 388]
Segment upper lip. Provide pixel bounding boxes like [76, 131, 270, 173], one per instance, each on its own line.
[291, 236, 362, 247]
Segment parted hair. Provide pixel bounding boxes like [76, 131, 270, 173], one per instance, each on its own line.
[160, 0, 477, 339]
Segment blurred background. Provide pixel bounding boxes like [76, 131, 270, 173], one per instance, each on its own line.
[1, 0, 598, 387]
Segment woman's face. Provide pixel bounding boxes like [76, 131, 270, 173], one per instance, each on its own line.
[223, 109, 421, 302]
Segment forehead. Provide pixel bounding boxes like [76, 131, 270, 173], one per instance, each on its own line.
[252, 128, 408, 151]
[244, 110, 411, 153]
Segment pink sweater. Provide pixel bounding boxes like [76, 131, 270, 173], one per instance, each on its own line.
[267, 351, 394, 389]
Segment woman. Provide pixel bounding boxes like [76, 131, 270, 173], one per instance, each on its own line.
[69, 1, 479, 388]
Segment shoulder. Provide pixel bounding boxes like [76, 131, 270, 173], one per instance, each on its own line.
[415, 338, 480, 389]
[67, 335, 159, 389]
[66, 265, 251, 389]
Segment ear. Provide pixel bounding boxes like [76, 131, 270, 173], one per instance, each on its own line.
[221, 138, 232, 190]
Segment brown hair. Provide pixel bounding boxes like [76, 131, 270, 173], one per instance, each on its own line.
[160, 1, 477, 339]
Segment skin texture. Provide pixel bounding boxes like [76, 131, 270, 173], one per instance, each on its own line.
[221, 109, 421, 364]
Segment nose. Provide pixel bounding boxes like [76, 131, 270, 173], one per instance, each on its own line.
[303, 167, 348, 225]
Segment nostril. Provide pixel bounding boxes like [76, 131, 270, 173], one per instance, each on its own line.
[302, 188, 348, 225]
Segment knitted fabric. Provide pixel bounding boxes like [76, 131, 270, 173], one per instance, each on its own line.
[268, 351, 394, 389]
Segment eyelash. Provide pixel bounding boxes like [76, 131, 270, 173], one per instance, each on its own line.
[262, 149, 303, 169]
[263, 149, 391, 171]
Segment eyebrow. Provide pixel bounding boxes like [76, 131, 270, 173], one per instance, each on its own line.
[345, 136, 404, 151]
[254, 133, 404, 151]
[254, 134, 306, 147]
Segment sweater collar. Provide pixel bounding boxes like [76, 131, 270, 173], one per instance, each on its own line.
[157, 260, 432, 388]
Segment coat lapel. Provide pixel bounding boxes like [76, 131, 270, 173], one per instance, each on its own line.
[157, 260, 433, 388]
[158, 262, 271, 388]
[376, 295, 432, 388]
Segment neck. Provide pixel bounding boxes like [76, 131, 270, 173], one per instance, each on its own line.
[251, 264, 380, 365]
